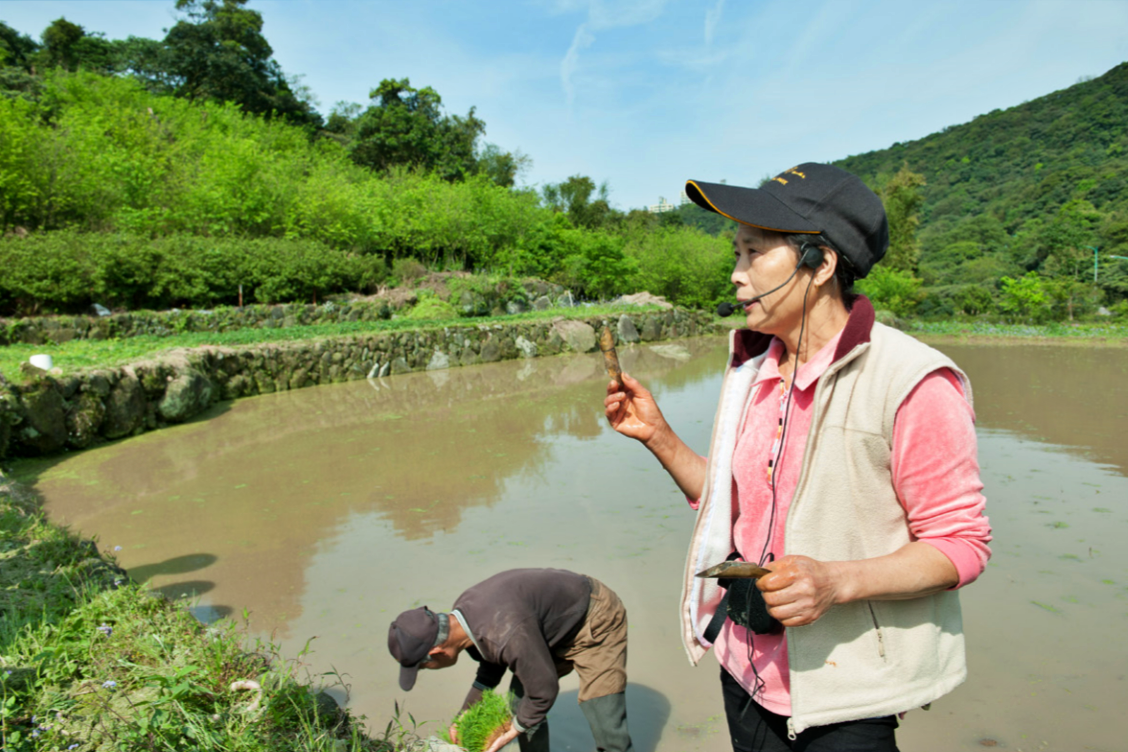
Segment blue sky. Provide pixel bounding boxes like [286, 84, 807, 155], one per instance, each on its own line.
[3, 0, 1128, 210]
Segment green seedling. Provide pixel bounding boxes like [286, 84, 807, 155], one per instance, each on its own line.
[444, 690, 515, 752]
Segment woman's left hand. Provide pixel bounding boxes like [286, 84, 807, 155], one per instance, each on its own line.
[757, 555, 842, 627]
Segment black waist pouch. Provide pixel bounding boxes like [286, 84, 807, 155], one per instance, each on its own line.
[704, 551, 782, 638]
[721, 577, 782, 635]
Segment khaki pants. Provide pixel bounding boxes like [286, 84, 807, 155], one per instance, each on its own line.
[554, 576, 628, 702]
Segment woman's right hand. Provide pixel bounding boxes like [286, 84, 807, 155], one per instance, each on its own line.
[604, 372, 668, 445]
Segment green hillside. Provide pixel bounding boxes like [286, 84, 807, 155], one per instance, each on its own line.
[3, 0, 1127, 324]
[835, 62, 1128, 319]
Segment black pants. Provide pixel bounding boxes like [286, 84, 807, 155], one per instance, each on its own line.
[720, 667, 900, 752]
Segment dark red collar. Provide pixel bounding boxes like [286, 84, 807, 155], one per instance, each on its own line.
[730, 296, 875, 368]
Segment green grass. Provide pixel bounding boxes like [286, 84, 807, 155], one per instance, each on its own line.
[443, 690, 513, 752]
[0, 475, 425, 751]
[906, 320, 1128, 339]
[0, 304, 666, 385]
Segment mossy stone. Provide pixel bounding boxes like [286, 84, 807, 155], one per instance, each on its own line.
[66, 391, 106, 448]
[158, 371, 214, 423]
[18, 380, 68, 453]
[104, 375, 146, 439]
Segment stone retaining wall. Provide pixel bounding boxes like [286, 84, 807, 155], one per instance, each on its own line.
[0, 281, 574, 346]
[0, 309, 716, 461]
[1, 301, 394, 346]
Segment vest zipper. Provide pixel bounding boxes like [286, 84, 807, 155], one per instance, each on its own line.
[867, 601, 886, 660]
[787, 717, 797, 741]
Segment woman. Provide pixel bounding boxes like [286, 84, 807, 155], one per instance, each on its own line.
[604, 163, 991, 751]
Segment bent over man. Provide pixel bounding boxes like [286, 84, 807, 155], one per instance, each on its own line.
[388, 568, 633, 752]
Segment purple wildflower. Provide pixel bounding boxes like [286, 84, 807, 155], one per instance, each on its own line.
[113, 545, 122, 552]
[97, 623, 113, 636]
[102, 680, 117, 690]
[69, 746, 80, 750]
[32, 729, 41, 738]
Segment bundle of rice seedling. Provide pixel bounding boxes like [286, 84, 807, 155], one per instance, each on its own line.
[443, 690, 514, 752]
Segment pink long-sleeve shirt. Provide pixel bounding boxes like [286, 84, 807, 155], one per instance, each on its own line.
[703, 331, 992, 715]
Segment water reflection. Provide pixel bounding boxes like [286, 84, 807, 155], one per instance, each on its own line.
[933, 343, 1128, 473]
[15, 337, 1128, 752]
[16, 338, 728, 635]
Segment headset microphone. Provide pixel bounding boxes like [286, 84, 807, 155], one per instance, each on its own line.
[715, 244, 824, 317]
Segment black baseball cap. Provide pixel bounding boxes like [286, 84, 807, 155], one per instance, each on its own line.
[685, 163, 888, 278]
[388, 606, 449, 691]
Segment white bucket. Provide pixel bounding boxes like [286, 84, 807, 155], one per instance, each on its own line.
[29, 354, 53, 371]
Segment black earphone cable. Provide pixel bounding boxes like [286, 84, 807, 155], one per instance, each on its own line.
[755, 267, 816, 569]
[743, 258, 819, 704]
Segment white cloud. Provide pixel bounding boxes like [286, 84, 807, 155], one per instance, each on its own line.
[561, 23, 597, 106]
[557, 0, 668, 106]
[588, 0, 667, 30]
[704, 0, 726, 46]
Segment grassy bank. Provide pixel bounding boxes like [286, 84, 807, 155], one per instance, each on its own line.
[0, 474, 424, 751]
[0, 303, 664, 385]
[905, 320, 1128, 345]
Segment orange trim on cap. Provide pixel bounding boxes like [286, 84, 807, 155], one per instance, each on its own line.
[685, 180, 821, 235]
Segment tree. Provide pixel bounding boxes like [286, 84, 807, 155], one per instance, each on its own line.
[1, 21, 40, 69]
[542, 175, 614, 229]
[348, 78, 485, 180]
[998, 273, 1049, 323]
[1040, 199, 1102, 269]
[150, 0, 320, 127]
[855, 265, 924, 318]
[36, 18, 122, 74]
[38, 17, 84, 70]
[475, 143, 530, 188]
[0, 21, 41, 97]
[881, 165, 926, 273]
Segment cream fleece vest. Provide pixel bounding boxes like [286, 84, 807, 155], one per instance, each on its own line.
[680, 317, 972, 736]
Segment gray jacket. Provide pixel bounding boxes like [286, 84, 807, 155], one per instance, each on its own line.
[454, 568, 591, 732]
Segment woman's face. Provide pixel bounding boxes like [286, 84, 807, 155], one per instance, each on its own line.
[730, 224, 811, 336]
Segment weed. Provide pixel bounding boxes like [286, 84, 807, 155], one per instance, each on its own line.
[1, 477, 425, 750]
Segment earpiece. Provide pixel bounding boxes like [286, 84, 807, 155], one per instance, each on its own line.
[799, 243, 824, 269]
[715, 242, 828, 316]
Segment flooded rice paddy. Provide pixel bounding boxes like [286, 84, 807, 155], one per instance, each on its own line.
[13, 337, 1128, 752]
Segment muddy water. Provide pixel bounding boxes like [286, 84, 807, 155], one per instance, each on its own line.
[13, 339, 1128, 752]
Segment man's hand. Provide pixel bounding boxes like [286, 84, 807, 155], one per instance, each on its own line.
[448, 722, 459, 746]
[483, 722, 519, 752]
[757, 555, 842, 627]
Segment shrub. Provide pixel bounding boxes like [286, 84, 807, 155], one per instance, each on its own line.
[402, 291, 459, 321]
[856, 265, 925, 318]
[557, 231, 637, 301]
[446, 274, 529, 317]
[998, 272, 1050, 323]
[0, 232, 388, 315]
[391, 257, 427, 286]
[621, 226, 731, 310]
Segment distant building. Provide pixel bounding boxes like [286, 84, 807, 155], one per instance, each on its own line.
[647, 191, 690, 214]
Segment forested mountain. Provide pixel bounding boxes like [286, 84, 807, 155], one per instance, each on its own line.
[2, 0, 1127, 322]
[835, 62, 1128, 317]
